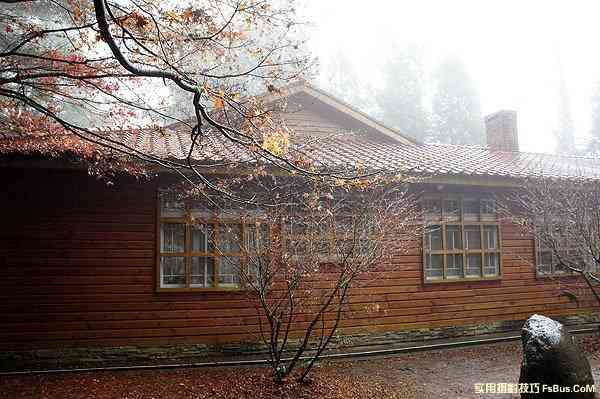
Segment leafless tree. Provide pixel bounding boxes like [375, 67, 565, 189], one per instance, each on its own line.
[502, 177, 600, 307]
[213, 178, 423, 383]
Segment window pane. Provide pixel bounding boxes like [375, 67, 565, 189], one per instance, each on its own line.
[484, 226, 499, 250]
[424, 199, 442, 221]
[287, 218, 308, 235]
[160, 257, 185, 287]
[191, 257, 215, 287]
[463, 199, 480, 221]
[467, 254, 482, 277]
[246, 257, 266, 287]
[465, 225, 481, 249]
[161, 223, 185, 252]
[305, 232, 332, 257]
[338, 237, 354, 255]
[445, 225, 462, 250]
[538, 250, 553, 274]
[567, 250, 585, 269]
[481, 199, 496, 220]
[192, 224, 215, 252]
[484, 253, 499, 276]
[425, 254, 443, 279]
[246, 224, 270, 253]
[315, 236, 331, 257]
[425, 226, 442, 250]
[443, 199, 461, 221]
[219, 225, 241, 253]
[554, 255, 568, 274]
[358, 229, 371, 256]
[219, 256, 241, 287]
[287, 237, 307, 255]
[446, 254, 464, 278]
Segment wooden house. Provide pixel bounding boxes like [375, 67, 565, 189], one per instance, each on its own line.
[2, 83, 600, 352]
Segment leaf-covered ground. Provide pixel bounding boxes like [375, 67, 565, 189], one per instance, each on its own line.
[2, 337, 600, 399]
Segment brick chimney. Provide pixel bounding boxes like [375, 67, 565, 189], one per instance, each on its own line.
[484, 110, 519, 152]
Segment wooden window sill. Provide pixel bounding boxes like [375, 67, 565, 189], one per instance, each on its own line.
[155, 287, 248, 293]
[423, 276, 502, 285]
[535, 272, 578, 280]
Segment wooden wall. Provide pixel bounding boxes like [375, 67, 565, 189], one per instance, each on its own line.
[0, 167, 593, 350]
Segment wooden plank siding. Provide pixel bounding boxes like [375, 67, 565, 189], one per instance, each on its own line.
[280, 94, 397, 143]
[0, 167, 594, 350]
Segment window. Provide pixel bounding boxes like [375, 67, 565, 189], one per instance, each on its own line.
[285, 217, 324, 257]
[423, 196, 501, 282]
[284, 214, 374, 260]
[535, 231, 597, 277]
[158, 192, 270, 290]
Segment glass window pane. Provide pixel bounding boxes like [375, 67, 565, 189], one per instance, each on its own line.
[219, 225, 241, 253]
[467, 254, 482, 277]
[317, 238, 331, 256]
[425, 254, 443, 279]
[484, 253, 499, 276]
[463, 199, 480, 221]
[481, 199, 496, 220]
[443, 199, 461, 221]
[358, 229, 370, 255]
[161, 223, 185, 252]
[445, 225, 463, 250]
[246, 257, 267, 287]
[554, 255, 568, 274]
[424, 199, 442, 221]
[338, 237, 354, 255]
[287, 218, 308, 235]
[246, 224, 270, 253]
[446, 254, 464, 278]
[538, 250, 552, 274]
[465, 225, 481, 250]
[287, 237, 307, 255]
[425, 226, 442, 250]
[160, 257, 185, 287]
[484, 226, 499, 250]
[219, 256, 241, 288]
[191, 257, 215, 287]
[192, 224, 215, 252]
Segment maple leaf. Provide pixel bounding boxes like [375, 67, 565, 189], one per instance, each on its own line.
[213, 96, 225, 110]
[181, 8, 194, 22]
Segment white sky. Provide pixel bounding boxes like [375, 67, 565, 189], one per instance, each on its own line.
[302, 0, 600, 153]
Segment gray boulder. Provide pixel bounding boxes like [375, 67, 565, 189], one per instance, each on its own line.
[519, 314, 595, 398]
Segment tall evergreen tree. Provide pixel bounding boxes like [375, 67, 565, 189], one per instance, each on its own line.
[555, 60, 576, 154]
[317, 48, 376, 114]
[588, 81, 600, 155]
[376, 45, 429, 142]
[430, 56, 485, 145]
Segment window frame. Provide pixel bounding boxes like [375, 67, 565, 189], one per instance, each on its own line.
[283, 212, 375, 262]
[155, 194, 271, 293]
[422, 195, 503, 284]
[534, 236, 597, 278]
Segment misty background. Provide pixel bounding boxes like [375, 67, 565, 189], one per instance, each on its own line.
[302, 0, 600, 155]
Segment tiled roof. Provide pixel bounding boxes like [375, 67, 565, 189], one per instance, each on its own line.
[295, 135, 600, 180]
[3, 127, 600, 180]
[107, 129, 600, 180]
[3, 78, 600, 181]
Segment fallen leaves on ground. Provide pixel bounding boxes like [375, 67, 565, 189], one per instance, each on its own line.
[0, 363, 421, 399]
[2, 337, 600, 399]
